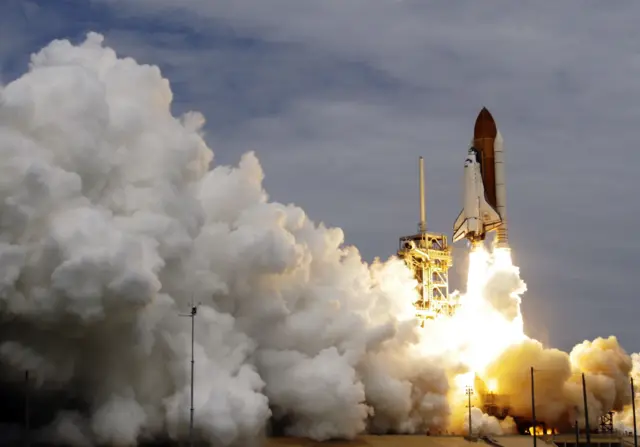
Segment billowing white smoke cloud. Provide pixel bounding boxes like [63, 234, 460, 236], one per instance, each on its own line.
[0, 32, 635, 446]
[461, 408, 517, 437]
[482, 334, 632, 432]
[0, 33, 450, 445]
[482, 262, 525, 322]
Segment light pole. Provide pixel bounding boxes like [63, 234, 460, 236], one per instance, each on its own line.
[582, 373, 591, 447]
[531, 367, 537, 447]
[180, 301, 199, 447]
[632, 377, 638, 447]
[24, 370, 30, 447]
[466, 385, 474, 437]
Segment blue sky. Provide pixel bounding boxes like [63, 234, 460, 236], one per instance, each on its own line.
[2, 0, 640, 352]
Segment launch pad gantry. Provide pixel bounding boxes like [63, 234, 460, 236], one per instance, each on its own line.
[397, 157, 457, 322]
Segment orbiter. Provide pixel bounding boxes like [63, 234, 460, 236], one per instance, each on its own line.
[452, 108, 509, 248]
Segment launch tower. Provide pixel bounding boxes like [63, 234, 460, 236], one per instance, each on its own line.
[398, 157, 457, 322]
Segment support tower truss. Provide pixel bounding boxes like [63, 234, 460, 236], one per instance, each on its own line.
[398, 231, 456, 321]
[598, 411, 614, 433]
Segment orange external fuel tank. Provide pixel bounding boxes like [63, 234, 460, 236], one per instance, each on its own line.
[473, 107, 498, 210]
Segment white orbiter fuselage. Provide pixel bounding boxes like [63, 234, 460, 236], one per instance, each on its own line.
[452, 148, 503, 244]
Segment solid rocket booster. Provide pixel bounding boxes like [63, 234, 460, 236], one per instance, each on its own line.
[493, 128, 508, 247]
[452, 107, 509, 247]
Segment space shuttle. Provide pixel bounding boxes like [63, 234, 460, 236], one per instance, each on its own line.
[452, 108, 509, 248]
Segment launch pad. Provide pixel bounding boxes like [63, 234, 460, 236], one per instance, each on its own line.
[398, 157, 457, 322]
[398, 108, 508, 323]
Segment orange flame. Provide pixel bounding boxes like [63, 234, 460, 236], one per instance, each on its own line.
[527, 427, 558, 436]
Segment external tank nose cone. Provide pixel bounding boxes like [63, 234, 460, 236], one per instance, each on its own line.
[474, 107, 497, 139]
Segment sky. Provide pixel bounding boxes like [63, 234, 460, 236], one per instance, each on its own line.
[1, 0, 638, 353]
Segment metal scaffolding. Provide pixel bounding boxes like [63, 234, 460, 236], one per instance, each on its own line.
[398, 231, 456, 321]
[397, 156, 457, 323]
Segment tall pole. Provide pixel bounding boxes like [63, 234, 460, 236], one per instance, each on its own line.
[466, 385, 473, 437]
[632, 377, 638, 447]
[582, 373, 591, 447]
[574, 420, 579, 447]
[190, 304, 196, 447]
[180, 302, 199, 447]
[24, 370, 30, 447]
[531, 367, 537, 447]
[418, 156, 426, 233]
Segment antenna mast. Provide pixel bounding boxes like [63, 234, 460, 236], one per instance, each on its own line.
[419, 156, 426, 233]
[180, 298, 199, 447]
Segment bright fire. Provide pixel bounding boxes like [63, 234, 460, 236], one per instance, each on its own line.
[402, 235, 636, 437]
[528, 427, 558, 436]
[417, 245, 527, 396]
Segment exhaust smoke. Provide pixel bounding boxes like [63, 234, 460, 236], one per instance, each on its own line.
[0, 33, 636, 445]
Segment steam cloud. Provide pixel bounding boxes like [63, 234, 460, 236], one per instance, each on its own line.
[0, 33, 635, 445]
[483, 336, 631, 429]
[0, 33, 448, 445]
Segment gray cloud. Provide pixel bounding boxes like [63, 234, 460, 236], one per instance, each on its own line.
[16, 0, 640, 351]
